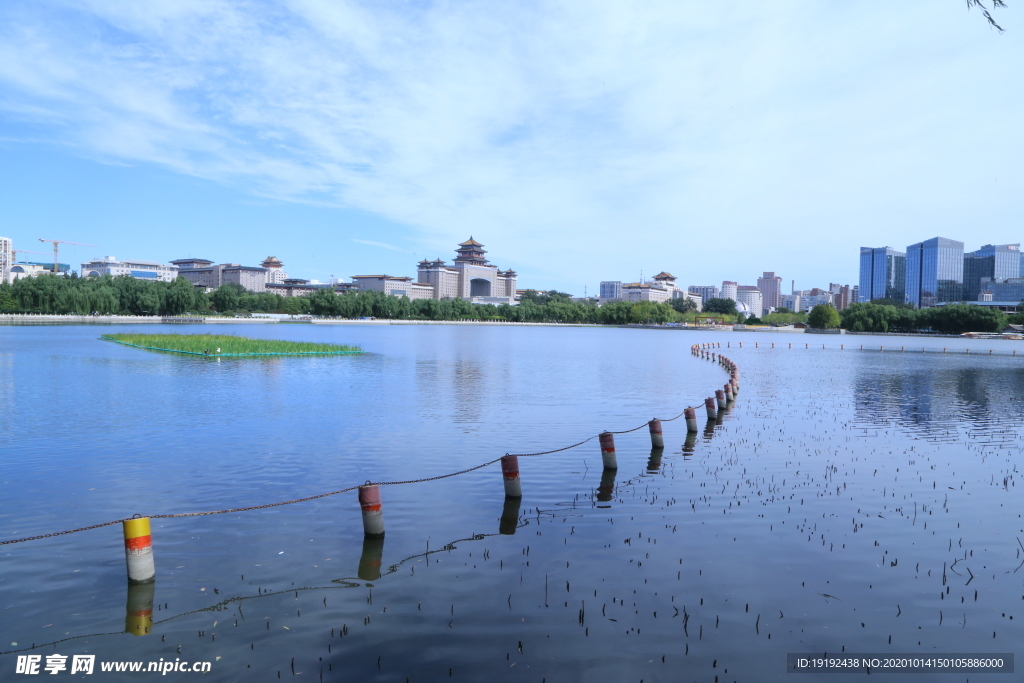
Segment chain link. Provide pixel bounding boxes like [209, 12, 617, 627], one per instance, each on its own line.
[0, 520, 126, 546]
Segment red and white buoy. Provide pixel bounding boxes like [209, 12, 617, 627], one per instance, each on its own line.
[648, 419, 664, 449]
[500, 454, 523, 498]
[358, 485, 385, 538]
[715, 389, 727, 410]
[684, 407, 699, 433]
[705, 397, 717, 420]
[599, 432, 618, 470]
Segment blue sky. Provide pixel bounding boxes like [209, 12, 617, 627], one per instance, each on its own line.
[1, 1, 1021, 294]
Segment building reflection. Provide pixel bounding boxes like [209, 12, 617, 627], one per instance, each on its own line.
[852, 361, 1024, 436]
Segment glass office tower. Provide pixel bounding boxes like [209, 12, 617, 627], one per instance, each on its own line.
[905, 237, 964, 308]
[963, 244, 1021, 301]
[858, 247, 906, 303]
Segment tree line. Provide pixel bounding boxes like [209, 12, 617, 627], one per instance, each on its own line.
[838, 301, 1022, 334]
[0, 275, 311, 316]
[3, 275, 1020, 333]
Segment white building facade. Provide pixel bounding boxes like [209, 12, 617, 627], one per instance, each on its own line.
[736, 285, 764, 316]
[0, 236, 11, 277]
[81, 256, 178, 282]
[350, 275, 435, 300]
[688, 285, 719, 302]
[780, 293, 802, 312]
[721, 281, 738, 303]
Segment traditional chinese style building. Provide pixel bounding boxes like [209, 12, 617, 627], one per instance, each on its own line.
[412, 238, 517, 302]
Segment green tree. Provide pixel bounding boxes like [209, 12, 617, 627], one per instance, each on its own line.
[0, 282, 16, 311]
[869, 297, 914, 310]
[841, 302, 901, 332]
[808, 303, 841, 329]
[211, 283, 246, 313]
[671, 297, 697, 313]
[919, 304, 1006, 333]
[161, 276, 199, 315]
[702, 298, 738, 316]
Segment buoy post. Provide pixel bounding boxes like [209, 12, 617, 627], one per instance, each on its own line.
[648, 419, 664, 449]
[123, 517, 155, 584]
[500, 454, 523, 498]
[715, 389, 727, 410]
[684, 406, 698, 433]
[358, 485, 385, 538]
[599, 432, 617, 470]
[704, 397, 717, 420]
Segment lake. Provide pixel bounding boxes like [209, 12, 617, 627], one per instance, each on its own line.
[1, 324, 1021, 681]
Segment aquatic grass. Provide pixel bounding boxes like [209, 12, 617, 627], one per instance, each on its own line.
[101, 333, 361, 357]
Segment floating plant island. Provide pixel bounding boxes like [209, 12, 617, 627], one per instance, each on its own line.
[101, 333, 362, 357]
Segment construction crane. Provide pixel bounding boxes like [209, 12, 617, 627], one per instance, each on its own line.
[11, 248, 47, 261]
[38, 239, 97, 274]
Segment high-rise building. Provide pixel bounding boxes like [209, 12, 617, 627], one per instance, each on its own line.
[829, 283, 853, 310]
[0, 236, 11, 274]
[858, 247, 906, 303]
[688, 285, 719, 302]
[906, 237, 964, 308]
[599, 281, 623, 300]
[756, 271, 783, 311]
[978, 277, 1024, 302]
[963, 244, 1020, 301]
[780, 293, 801, 312]
[0, 236, 12, 285]
[736, 285, 763, 317]
[721, 281, 738, 303]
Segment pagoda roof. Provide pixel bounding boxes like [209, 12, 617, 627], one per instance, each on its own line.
[652, 271, 676, 280]
[459, 237, 484, 247]
[262, 256, 283, 265]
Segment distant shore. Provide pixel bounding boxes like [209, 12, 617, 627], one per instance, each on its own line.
[0, 314, 1014, 339]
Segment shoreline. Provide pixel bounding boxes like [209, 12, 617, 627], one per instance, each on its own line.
[0, 314, 1017, 340]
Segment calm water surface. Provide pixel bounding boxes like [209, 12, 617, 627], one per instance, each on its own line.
[1, 325, 1021, 682]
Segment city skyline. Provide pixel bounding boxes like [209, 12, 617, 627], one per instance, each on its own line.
[1, 3, 1021, 293]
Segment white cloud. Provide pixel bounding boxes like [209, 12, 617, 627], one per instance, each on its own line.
[0, 1, 1021, 290]
[351, 238, 410, 252]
